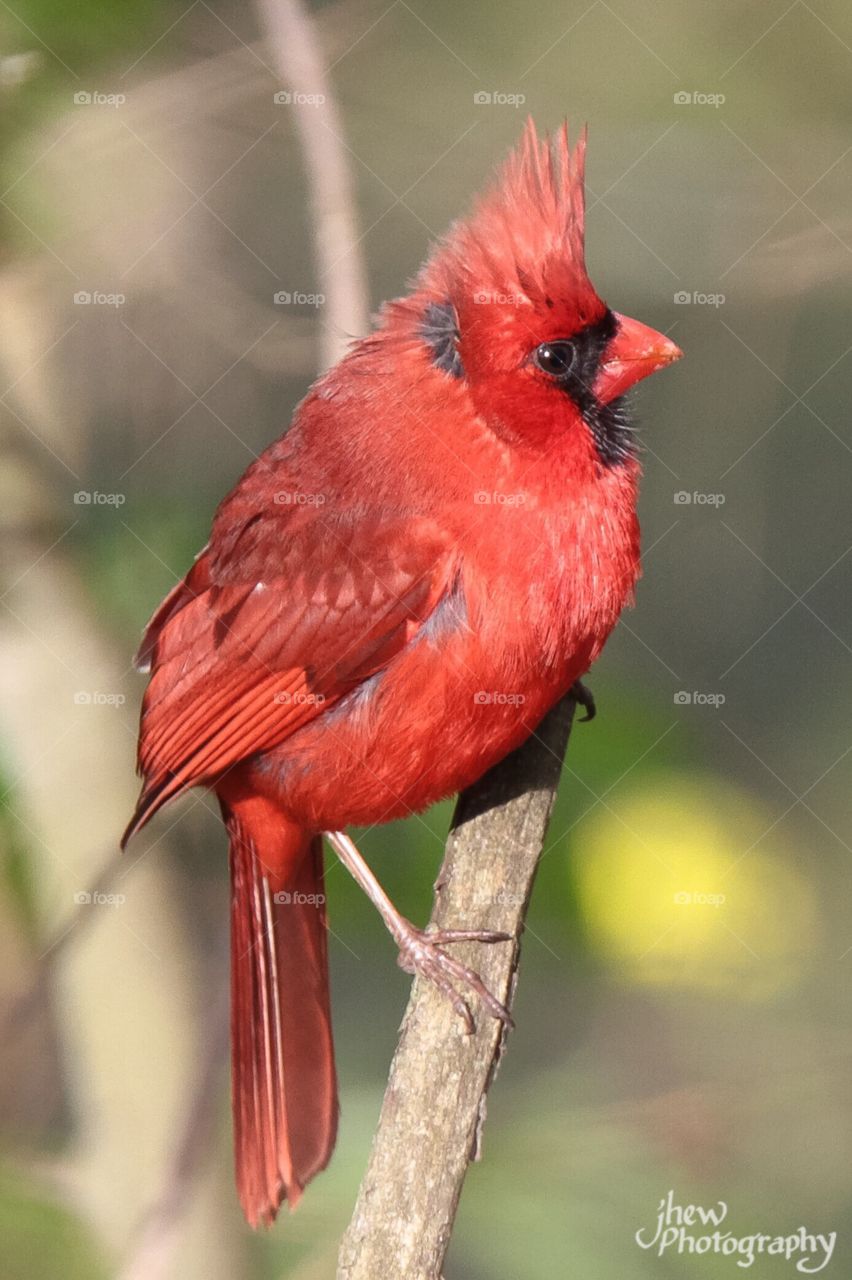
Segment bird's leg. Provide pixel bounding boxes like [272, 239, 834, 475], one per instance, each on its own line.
[324, 829, 513, 1033]
[570, 678, 596, 722]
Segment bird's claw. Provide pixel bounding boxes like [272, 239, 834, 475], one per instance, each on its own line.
[570, 679, 596, 722]
[394, 922, 514, 1033]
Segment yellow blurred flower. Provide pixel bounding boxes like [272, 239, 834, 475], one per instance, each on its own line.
[573, 772, 817, 997]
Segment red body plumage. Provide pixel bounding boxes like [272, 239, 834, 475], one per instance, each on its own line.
[124, 122, 680, 1226]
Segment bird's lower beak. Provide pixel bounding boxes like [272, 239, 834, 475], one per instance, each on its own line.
[594, 313, 682, 403]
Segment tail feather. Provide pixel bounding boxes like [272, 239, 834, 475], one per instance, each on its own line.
[224, 795, 337, 1227]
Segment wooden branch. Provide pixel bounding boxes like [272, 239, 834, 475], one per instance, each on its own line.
[337, 694, 577, 1280]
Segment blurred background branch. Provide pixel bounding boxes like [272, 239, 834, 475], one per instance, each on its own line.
[254, 0, 370, 366]
[0, 442, 240, 1279]
[117, 979, 230, 1280]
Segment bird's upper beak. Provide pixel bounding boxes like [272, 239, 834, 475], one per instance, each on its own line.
[594, 313, 682, 403]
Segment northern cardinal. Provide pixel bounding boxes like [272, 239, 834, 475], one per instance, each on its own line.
[124, 121, 680, 1226]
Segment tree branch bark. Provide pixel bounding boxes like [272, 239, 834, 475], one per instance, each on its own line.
[337, 694, 577, 1280]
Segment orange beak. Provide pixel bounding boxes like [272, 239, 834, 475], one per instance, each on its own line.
[594, 313, 682, 403]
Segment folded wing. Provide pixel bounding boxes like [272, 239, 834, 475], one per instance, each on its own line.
[124, 510, 455, 842]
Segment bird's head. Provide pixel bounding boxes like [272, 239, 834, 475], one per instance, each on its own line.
[409, 120, 681, 469]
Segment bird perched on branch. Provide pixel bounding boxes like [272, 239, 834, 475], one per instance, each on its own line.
[124, 120, 681, 1227]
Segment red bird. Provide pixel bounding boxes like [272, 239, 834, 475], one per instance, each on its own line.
[124, 121, 680, 1227]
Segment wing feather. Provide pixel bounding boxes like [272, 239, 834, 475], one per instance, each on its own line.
[124, 513, 455, 842]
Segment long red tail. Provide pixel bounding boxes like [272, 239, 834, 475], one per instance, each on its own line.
[222, 793, 337, 1227]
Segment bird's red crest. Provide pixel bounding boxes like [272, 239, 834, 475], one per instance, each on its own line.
[420, 119, 601, 333]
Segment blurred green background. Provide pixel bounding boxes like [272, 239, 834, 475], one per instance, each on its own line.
[1, 0, 851, 1276]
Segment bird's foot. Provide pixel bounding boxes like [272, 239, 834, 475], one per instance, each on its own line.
[394, 921, 514, 1034]
[570, 679, 596, 722]
[324, 830, 514, 1032]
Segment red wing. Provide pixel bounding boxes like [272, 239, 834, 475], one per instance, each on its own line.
[123, 515, 455, 842]
[133, 543, 212, 671]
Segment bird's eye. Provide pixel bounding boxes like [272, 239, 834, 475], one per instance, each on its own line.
[533, 340, 576, 378]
